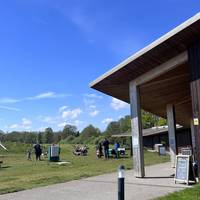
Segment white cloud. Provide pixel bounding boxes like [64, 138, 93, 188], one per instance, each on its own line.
[89, 109, 99, 117]
[9, 124, 20, 129]
[59, 106, 68, 113]
[22, 118, 32, 125]
[38, 127, 46, 132]
[27, 92, 68, 100]
[84, 93, 102, 99]
[83, 93, 103, 107]
[0, 91, 69, 104]
[8, 118, 32, 130]
[57, 120, 84, 130]
[62, 108, 82, 119]
[38, 116, 58, 124]
[57, 122, 67, 128]
[102, 118, 113, 124]
[0, 105, 21, 112]
[0, 98, 20, 104]
[110, 98, 129, 110]
[89, 105, 96, 109]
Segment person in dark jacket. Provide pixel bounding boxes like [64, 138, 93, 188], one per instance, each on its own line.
[103, 138, 110, 159]
[34, 143, 42, 161]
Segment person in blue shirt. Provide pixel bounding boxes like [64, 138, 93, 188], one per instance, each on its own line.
[114, 142, 120, 159]
[103, 138, 110, 159]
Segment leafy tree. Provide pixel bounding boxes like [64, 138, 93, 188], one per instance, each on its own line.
[44, 127, 54, 144]
[141, 110, 167, 129]
[105, 121, 121, 136]
[119, 115, 131, 132]
[80, 125, 100, 139]
[37, 132, 43, 144]
[62, 124, 77, 139]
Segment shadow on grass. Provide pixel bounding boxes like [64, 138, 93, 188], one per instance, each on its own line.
[0, 165, 11, 169]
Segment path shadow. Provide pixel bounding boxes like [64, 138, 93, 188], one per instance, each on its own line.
[142, 174, 175, 179]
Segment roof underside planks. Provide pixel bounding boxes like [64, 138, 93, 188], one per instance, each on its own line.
[90, 13, 200, 127]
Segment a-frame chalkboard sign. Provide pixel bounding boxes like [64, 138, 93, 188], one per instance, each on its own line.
[175, 155, 190, 185]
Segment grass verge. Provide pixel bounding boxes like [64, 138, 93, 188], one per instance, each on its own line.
[0, 143, 169, 195]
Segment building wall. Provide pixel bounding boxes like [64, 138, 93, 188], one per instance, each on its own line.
[143, 128, 192, 151]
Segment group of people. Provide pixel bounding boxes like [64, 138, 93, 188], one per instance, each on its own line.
[96, 138, 120, 159]
[73, 145, 88, 156]
[26, 143, 43, 161]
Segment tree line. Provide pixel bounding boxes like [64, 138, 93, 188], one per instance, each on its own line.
[0, 111, 166, 145]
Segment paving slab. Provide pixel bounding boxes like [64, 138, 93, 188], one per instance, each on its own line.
[0, 162, 190, 200]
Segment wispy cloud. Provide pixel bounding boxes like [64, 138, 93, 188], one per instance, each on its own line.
[102, 118, 113, 124]
[59, 106, 68, 113]
[27, 92, 68, 100]
[62, 108, 82, 119]
[0, 98, 20, 104]
[83, 93, 103, 107]
[84, 93, 102, 99]
[0, 105, 21, 112]
[8, 118, 32, 130]
[88, 105, 99, 117]
[89, 109, 99, 117]
[0, 91, 69, 104]
[110, 98, 129, 110]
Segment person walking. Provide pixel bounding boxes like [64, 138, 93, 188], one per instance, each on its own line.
[26, 146, 32, 160]
[103, 138, 110, 159]
[34, 143, 42, 161]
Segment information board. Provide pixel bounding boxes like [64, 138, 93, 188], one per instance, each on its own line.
[181, 148, 192, 156]
[158, 146, 166, 156]
[51, 146, 60, 157]
[175, 155, 190, 185]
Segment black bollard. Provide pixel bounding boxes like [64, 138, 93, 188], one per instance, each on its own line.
[118, 165, 125, 200]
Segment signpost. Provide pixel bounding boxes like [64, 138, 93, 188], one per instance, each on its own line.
[158, 146, 166, 156]
[48, 145, 60, 162]
[175, 155, 190, 185]
[181, 148, 192, 156]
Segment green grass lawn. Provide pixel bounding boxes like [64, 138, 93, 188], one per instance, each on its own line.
[0, 142, 169, 195]
[157, 183, 200, 200]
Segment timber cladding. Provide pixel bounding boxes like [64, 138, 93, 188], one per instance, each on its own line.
[188, 40, 200, 82]
[188, 40, 200, 175]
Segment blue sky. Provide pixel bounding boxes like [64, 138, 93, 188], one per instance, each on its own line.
[0, 0, 199, 132]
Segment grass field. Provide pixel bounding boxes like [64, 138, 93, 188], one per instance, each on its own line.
[0, 142, 169, 195]
[157, 183, 200, 200]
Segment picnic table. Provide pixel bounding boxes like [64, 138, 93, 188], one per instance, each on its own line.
[108, 148, 126, 158]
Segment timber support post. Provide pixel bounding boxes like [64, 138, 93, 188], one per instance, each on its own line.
[129, 81, 145, 178]
[188, 40, 200, 176]
[167, 104, 177, 168]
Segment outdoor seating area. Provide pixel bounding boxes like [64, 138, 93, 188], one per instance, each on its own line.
[73, 145, 88, 156]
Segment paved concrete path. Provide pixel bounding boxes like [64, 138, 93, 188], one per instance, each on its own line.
[0, 162, 190, 200]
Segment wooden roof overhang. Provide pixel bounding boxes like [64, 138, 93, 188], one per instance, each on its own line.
[90, 13, 200, 127]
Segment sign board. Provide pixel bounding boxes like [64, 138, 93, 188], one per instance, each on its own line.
[175, 155, 190, 185]
[158, 146, 166, 156]
[194, 118, 199, 126]
[181, 148, 192, 156]
[51, 146, 60, 157]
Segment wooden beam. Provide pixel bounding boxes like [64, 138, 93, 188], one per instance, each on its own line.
[133, 51, 188, 86]
[129, 81, 145, 178]
[141, 73, 188, 88]
[167, 104, 177, 167]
